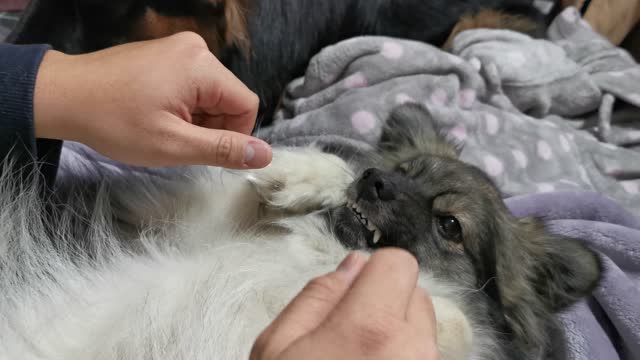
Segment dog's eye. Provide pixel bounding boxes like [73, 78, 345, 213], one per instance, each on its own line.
[437, 216, 462, 242]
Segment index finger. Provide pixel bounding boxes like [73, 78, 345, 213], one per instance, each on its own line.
[333, 248, 420, 321]
[194, 52, 259, 135]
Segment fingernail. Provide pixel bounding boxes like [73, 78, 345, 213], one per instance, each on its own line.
[244, 140, 272, 168]
[336, 252, 366, 283]
[337, 252, 359, 272]
[336, 252, 367, 284]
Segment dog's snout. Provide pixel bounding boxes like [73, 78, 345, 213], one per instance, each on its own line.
[359, 168, 395, 201]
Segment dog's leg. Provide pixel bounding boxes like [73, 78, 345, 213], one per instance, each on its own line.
[245, 146, 355, 213]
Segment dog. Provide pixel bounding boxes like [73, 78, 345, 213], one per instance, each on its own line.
[0, 104, 601, 360]
[8, 0, 549, 124]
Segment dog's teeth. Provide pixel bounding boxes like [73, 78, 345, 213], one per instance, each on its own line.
[373, 229, 382, 244]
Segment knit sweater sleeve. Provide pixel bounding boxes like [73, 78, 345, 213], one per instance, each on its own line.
[0, 43, 62, 189]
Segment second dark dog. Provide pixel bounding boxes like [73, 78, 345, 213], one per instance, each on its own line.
[9, 0, 549, 124]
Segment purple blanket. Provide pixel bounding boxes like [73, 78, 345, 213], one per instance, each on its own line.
[507, 192, 640, 360]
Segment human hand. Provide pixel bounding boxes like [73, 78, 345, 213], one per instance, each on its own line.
[251, 249, 440, 360]
[33, 32, 272, 169]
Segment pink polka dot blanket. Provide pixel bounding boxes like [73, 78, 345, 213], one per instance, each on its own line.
[258, 8, 640, 216]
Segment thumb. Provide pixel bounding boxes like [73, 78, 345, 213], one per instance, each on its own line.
[168, 117, 272, 169]
[250, 252, 367, 360]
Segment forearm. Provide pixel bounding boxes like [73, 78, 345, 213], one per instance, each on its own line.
[33, 49, 89, 142]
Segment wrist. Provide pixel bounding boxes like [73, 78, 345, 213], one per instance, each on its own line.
[33, 50, 85, 141]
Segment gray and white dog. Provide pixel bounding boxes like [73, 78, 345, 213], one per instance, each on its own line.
[0, 104, 600, 360]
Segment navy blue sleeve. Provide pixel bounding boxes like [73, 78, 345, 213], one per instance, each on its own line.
[0, 43, 62, 190]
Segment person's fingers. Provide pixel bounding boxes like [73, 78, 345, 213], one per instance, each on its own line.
[406, 287, 438, 339]
[334, 248, 420, 321]
[250, 252, 367, 360]
[158, 115, 272, 168]
[191, 113, 255, 137]
[192, 49, 259, 136]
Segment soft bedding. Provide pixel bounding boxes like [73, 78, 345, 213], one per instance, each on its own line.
[2, 5, 639, 360]
[259, 7, 640, 216]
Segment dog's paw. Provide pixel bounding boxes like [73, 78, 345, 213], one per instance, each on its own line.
[247, 147, 355, 213]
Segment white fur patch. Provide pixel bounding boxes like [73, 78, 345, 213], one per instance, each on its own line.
[247, 147, 355, 212]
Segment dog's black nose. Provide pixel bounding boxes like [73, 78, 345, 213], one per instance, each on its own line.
[359, 168, 395, 201]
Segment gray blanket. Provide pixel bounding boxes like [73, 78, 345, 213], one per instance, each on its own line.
[259, 7, 640, 216]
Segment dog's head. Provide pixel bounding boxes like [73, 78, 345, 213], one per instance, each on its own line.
[332, 104, 601, 355]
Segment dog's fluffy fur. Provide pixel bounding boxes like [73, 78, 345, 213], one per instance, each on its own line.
[0, 105, 600, 359]
[9, 0, 548, 124]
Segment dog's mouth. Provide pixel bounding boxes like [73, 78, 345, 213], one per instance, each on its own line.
[346, 199, 383, 246]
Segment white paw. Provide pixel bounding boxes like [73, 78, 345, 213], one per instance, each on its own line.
[247, 147, 355, 213]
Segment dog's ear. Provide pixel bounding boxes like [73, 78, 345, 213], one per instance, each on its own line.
[527, 231, 601, 312]
[493, 217, 601, 352]
[380, 104, 461, 160]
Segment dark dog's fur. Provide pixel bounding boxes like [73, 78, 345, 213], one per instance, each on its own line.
[9, 0, 549, 124]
